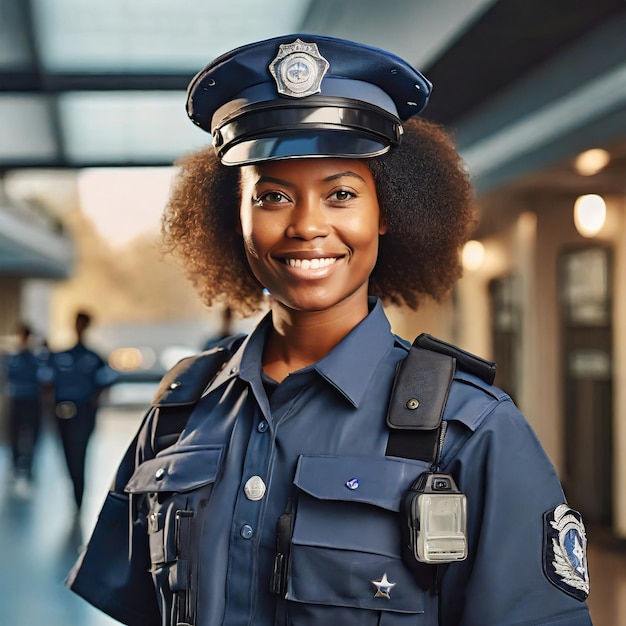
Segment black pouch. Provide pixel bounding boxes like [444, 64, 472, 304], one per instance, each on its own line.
[271, 501, 293, 596]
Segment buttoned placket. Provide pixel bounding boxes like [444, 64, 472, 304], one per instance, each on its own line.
[224, 367, 318, 625]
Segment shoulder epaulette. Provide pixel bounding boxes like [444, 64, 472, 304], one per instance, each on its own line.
[151, 333, 246, 453]
[151, 333, 246, 407]
[414, 333, 496, 385]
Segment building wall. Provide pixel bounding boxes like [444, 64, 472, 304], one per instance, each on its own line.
[0, 278, 21, 431]
[0, 278, 20, 342]
[451, 191, 626, 537]
[609, 197, 626, 536]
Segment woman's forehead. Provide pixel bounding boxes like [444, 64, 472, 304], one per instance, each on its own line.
[241, 157, 373, 182]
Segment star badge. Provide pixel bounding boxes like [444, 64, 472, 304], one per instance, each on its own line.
[371, 572, 396, 599]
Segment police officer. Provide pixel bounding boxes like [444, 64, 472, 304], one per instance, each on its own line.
[4, 322, 45, 483]
[68, 35, 592, 625]
[47, 310, 114, 510]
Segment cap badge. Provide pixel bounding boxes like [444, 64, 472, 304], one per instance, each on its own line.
[269, 38, 329, 98]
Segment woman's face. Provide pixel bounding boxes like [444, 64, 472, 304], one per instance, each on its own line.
[239, 158, 386, 314]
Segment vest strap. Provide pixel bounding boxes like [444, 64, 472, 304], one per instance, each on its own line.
[385, 345, 455, 463]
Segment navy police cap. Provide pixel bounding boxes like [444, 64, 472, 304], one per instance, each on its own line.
[187, 34, 432, 166]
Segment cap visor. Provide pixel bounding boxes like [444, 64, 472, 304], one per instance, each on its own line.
[219, 130, 390, 165]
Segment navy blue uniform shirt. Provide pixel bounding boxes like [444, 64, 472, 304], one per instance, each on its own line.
[74, 299, 592, 625]
[5, 349, 44, 399]
[45, 342, 111, 403]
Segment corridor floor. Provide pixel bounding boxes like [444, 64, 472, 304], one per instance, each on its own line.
[0, 407, 623, 625]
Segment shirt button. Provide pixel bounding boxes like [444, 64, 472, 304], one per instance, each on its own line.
[244, 475, 266, 501]
[230, 366, 238, 375]
[257, 420, 269, 433]
[155, 467, 167, 481]
[240, 524, 254, 539]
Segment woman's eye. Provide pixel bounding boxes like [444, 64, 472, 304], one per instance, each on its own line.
[256, 191, 289, 205]
[330, 189, 356, 202]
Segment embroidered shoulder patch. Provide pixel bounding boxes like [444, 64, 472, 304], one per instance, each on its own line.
[543, 504, 590, 601]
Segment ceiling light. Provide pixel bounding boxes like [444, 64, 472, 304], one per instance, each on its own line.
[574, 194, 606, 237]
[574, 148, 611, 176]
[462, 240, 485, 271]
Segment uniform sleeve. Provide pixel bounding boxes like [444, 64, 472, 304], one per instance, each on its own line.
[439, 394, 592, 626]
[95, 362, 119, 389]
[66, 408, 162, 626]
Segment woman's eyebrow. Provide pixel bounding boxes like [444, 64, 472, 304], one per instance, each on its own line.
[324, 171, 366, 183]
[256, 175, 294, 187]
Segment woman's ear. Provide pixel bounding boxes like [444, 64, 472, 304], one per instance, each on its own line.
[378, 211, 388, 235]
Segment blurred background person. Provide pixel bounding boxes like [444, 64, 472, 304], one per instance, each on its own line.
[44, 310, 116, 512]
[3, 321, 45, 487]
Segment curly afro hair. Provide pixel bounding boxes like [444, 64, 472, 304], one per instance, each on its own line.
[161, 117, 475, 317]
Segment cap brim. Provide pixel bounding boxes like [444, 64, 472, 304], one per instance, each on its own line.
[219, 130, 390, 166]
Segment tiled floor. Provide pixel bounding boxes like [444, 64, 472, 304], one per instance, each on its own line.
[0, 406, 623, 625]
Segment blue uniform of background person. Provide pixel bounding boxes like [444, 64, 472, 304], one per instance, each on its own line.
[46, 311, 115, 510]
[4, 323, 45, 480]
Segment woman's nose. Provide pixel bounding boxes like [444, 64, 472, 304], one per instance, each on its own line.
[285, 199, 330, 240]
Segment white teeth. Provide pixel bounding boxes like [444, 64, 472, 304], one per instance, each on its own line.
[286, 257, 337, 268]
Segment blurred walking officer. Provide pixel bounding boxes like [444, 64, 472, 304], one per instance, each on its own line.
[46, 310, 114, 510]
[68, 35, 592, 625]
[4, 322, 44, 482]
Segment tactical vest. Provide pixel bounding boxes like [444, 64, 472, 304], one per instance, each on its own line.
[68, 332, 495, 626]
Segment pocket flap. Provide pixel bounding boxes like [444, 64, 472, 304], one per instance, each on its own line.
[125, 446, 223, 494]
[294, 455, 427, 512]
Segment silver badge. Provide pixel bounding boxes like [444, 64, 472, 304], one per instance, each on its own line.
[371, 573, 396, 599]
[543, 504, 590, 600]
[269, 38, 330, 98]
[244, 475, 267, 501]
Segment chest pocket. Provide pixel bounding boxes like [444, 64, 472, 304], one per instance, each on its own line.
[125, 445, 224, 626]
[286, 455, 432, 626]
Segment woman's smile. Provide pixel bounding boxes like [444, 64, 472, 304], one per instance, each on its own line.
[274, 252, 343, 279]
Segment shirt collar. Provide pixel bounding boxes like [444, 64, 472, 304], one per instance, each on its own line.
[228, 298, 397, 408]
[314, 298, 396, 406]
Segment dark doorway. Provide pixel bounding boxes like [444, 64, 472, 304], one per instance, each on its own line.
[559, 246, 613, 526]
[489, 274, 522, 403]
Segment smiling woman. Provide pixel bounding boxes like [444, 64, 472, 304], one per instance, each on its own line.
[68, 33, 593, 626]
[162, 116, 471, 316]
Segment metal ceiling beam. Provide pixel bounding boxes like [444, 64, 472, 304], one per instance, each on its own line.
[0, 73, 193, 92]
[455, 9, 626, 194]
[300, 0, 499, 68]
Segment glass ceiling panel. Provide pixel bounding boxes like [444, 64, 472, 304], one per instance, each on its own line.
[59, 91, 211, 164]
[0, 96, 58, 162]
[32, 0, 310, 72]
[0, 0, 33, 70]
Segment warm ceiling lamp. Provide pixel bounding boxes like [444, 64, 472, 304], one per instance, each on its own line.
[574, 148, 611, 176]
[462, 240, 485, 271]
[574, 194, 606, 237]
